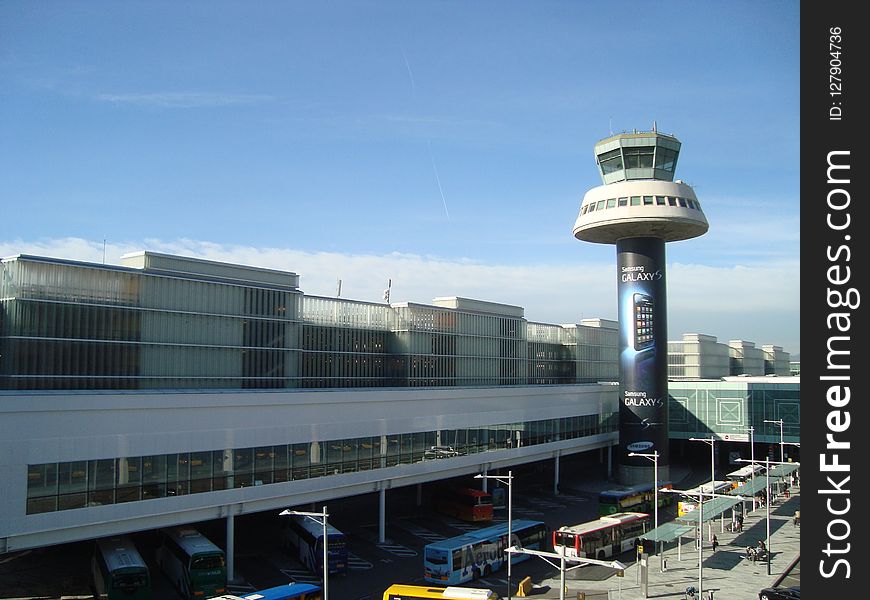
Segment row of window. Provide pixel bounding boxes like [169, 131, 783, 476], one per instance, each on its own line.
[598, 146, 679, 175]
[25, 414, 617, 514]
[0, 336, 618, 390]
[580, 195, 702, 215]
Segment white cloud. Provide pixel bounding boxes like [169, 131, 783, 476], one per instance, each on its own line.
[1, 237, 800, 353]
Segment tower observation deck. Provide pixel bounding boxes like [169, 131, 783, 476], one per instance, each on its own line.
[573, 129, 709, 485]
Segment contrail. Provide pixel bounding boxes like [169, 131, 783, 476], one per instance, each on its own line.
[401, 45, 450, 219]
[427, 141, 450, 219]
[401, 48, 416, 94]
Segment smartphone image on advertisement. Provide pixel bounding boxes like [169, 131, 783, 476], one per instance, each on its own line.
[633, 292, 654, 351]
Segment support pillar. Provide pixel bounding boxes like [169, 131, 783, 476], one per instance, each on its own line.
[481, 468, 488, 493]
[554, 452, 561, 496]
[416, 483, 422, 506]
[379, 487, 386, 544]
[607, 445, 613, 479]
[226, 510, 236, 584]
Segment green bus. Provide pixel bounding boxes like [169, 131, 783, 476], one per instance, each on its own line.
[91, 535, 151, 600]
[156, 527, 227, 599]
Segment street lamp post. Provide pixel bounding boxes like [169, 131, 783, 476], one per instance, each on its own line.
[627, 451, 660, 568]
[280, 505, 330, 600]
[476, 470, 513, 599]
[765, 457, 771, 576]
[732, 426, 756, 511]
[764, 419, 785, 463]
[689, 436, 717, 538]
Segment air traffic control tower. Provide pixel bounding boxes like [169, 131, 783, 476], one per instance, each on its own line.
[573, 129, 709, 484]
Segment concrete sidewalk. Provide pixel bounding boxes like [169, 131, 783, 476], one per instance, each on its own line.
[530, 486, 800, 600]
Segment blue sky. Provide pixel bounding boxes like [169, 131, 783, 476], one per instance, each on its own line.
[0, 1, 800, 354]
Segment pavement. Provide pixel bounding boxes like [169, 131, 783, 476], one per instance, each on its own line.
[525, 483, 801, 600]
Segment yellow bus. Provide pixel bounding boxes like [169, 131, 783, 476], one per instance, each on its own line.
[382, 584, 498, 600]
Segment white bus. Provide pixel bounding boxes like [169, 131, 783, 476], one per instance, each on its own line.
[281, 515, 348, 576]
[726, 464, 765, 487]
[552, 512, 650, 561]
[677, 481, 734, 516]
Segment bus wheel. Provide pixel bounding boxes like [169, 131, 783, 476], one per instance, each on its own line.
[597, 550, 606, 561]
[483, 565, 491, 577]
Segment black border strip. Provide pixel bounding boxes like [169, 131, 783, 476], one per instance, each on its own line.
[802, 3, 868, 597]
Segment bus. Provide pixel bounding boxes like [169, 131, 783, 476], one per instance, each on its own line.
[725, 464, 765, 488]
[598, 482, 673, 516]
[282, 514, 348, 576]
[423, 519, 547, 585]
[209, 582, 323, 600]
[434, 488, 494, 522]
[91, 535, 151, 600]
[677, 481, 735, 516]
[383, 584, 498, 600]
[156, 527, 227, 599]
[552, 512, 650, 561]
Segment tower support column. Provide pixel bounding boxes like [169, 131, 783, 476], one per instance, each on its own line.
[617, 237, 669, 484]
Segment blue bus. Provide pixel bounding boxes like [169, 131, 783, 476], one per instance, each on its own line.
[210, 583, 322, 600]
[281, 514, 348, 576]
[423, 519, 547, 585]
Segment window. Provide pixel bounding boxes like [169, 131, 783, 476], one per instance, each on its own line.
[677, 197, 687, 207]
[667, 197, 677, 206]
[596, 200, 606, 210]
[630, 196, 641, 206]
[643, 196, 654, 205]
[623, 146, 654, 169]
[686, 199, 696, 209]
[618, 197, 628, 206]
[606, 198, 616, 209]
[655, 196, 666, 205]
[654, 147, 678, 171]
[598, 149, 623, 175]
[587, 202, 596, 212]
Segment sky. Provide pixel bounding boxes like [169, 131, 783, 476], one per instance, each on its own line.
[0, 1, 800, 355]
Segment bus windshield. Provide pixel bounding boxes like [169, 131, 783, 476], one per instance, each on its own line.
[113, 573, 148, 589]
[191, 554, 226, 570]
[426, 549, 449, 565]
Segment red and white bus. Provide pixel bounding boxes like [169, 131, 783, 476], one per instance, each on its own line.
[434, 488, 494, 522]
[552, 512, 650, 561]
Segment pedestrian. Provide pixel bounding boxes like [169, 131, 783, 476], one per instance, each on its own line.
[712, 534, 719, 552]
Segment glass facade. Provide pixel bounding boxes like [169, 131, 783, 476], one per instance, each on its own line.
[0, 256, 619, 390]
[668, 380, 800, 442]
[25, 413, 618, 515]
[594, 132, 681, 184]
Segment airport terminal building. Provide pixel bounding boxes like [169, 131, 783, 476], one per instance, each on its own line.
[0, 252, 797, 557]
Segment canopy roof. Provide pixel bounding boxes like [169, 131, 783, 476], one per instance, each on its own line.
[677, 496, 743, 524]
[641, 522, 695, 543]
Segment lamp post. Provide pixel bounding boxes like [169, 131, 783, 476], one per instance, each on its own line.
[764, 418, 785, 463]
[627, 450, 660, 568]
[765, 457, 771, 576]
[280, 506, 330, 600]
[732, 426, 756, 510]
[476, 470, 513, 599]
[689, 436, 718, 538]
